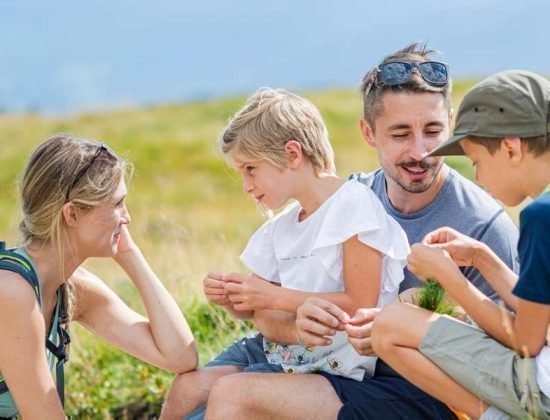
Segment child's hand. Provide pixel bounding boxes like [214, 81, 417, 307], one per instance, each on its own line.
[408, 243, 460, 283]
[203, 271, 230, 306]
[296, 297, 350, 347]
[422, 227, 484, 267]
[224, 272, 275, 311]
[345, 308, 380, 356]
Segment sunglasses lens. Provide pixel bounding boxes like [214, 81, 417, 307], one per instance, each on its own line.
[380, 62, 412, 85]
[419, 62, 448, 85]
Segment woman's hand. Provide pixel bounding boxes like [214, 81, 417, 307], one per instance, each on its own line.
[422, 227, 485, 268]
[295, 297, 349, 346]
[223, 272, 276, 311]
[114, 225, 139, 260]
[408, 243, 461, 284]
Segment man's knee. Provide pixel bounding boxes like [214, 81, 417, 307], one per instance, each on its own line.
[163, 370, 208, 414]
[207, 374, 252, 418]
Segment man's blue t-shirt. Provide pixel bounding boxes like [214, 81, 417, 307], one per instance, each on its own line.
[353, 168, 520, 299]
[512, 190, 550, 303]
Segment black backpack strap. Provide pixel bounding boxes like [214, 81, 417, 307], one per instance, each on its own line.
[0, 242, 69, 408]
[45, 323, 70, 406]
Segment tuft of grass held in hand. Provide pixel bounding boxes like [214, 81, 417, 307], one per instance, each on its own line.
[417, 278, 458, 317]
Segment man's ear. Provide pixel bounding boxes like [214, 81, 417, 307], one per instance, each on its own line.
[359, 118, 376, 147]
[285, 140, 303, 169]
[501, 137, 523, 164]
[62, 202, 80, 227]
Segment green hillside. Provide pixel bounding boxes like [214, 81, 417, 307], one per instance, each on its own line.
[0, 83, 505, 418]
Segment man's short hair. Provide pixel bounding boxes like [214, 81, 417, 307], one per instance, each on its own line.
[360, 42, 452, 132]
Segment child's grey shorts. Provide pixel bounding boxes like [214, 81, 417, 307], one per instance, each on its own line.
[420, 315, 550, 419]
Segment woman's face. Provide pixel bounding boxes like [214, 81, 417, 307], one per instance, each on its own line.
[75, 178, 131, 258]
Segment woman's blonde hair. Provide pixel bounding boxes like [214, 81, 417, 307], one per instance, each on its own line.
[19, 134, 130, 324]
[220, 88, 336, 175]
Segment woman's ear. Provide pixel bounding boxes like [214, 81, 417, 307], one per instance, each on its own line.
[62, 202, 80, 227]
[285, 140, 303, 169]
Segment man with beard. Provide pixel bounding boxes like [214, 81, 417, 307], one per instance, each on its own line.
[170, 44, 519, 420]
[350, 43, 519, 296]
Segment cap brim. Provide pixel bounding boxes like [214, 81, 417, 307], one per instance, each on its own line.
[428, 134, 469, 157]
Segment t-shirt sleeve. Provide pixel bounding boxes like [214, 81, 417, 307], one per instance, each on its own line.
[313, 181, 410, 297]
[239, 218, 281, 283]
[512, 198, 550, 304]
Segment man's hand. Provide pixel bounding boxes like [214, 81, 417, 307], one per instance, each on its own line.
[224, 272, 276, 311]
[203, 271, 230, 306]
[295, 297, 349, 347]
[345, 308, 380, 356]
[422, 226, 485, 267]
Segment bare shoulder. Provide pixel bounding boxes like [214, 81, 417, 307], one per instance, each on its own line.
[0, 269, 39, 310]
[0, 270, 42, 336]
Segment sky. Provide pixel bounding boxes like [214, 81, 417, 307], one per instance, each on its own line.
[0, 0, 548, 114]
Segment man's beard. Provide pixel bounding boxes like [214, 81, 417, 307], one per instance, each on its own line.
[388, 158, 444, 194]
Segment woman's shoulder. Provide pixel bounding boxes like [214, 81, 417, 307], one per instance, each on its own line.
[0, 270, 41, 319]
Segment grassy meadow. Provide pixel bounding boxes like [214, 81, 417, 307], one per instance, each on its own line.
[0, 81, 519, 418]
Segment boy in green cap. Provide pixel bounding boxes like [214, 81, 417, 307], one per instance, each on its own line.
[369, 70, 550, 419]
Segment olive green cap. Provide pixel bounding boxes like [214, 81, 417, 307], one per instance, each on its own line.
[430, 70, 550, 156]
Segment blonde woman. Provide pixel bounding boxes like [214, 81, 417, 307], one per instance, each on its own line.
[0, 134, 197, 419]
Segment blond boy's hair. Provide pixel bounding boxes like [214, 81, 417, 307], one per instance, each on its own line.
[220, 88, 335, 175]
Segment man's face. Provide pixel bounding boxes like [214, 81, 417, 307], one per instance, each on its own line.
[361, 91, 450, 193]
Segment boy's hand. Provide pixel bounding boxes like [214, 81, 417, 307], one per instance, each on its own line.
[203, 271, 230, 306]
[345, 308, 380, 356]
[422, 227, 484, 267]
[224, 272, 275, 311]
[296, 297, 349, 347]
[408, 243, 460, 283]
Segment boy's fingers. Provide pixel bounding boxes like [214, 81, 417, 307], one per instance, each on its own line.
[348, 308, 380, 325]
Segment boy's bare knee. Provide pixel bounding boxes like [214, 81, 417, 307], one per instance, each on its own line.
[371, 304, 402, 355]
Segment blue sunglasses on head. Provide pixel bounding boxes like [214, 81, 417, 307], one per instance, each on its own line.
[365, 61, 448, 97]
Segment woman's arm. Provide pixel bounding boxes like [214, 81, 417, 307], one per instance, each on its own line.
[0, 273, 65, 419]
[225, 235, 382, 315]
[74, 228, 197, 373]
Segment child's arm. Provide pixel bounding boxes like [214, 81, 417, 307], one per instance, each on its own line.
[203, 271, 253, 320]
[225, 235, 382, 315]
[423, 227, 519, 310]
[409, 243, 550, 356]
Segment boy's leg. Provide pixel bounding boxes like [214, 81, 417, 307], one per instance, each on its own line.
[373, 303, 538, 419]
[372, 303, 489, 418]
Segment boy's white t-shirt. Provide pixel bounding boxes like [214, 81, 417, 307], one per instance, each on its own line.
[240, 179, 410, 381]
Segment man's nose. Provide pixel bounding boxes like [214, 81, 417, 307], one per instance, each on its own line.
[408, 133, 430, 162]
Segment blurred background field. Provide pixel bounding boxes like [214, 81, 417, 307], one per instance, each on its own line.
[0, 82, 522, 418]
